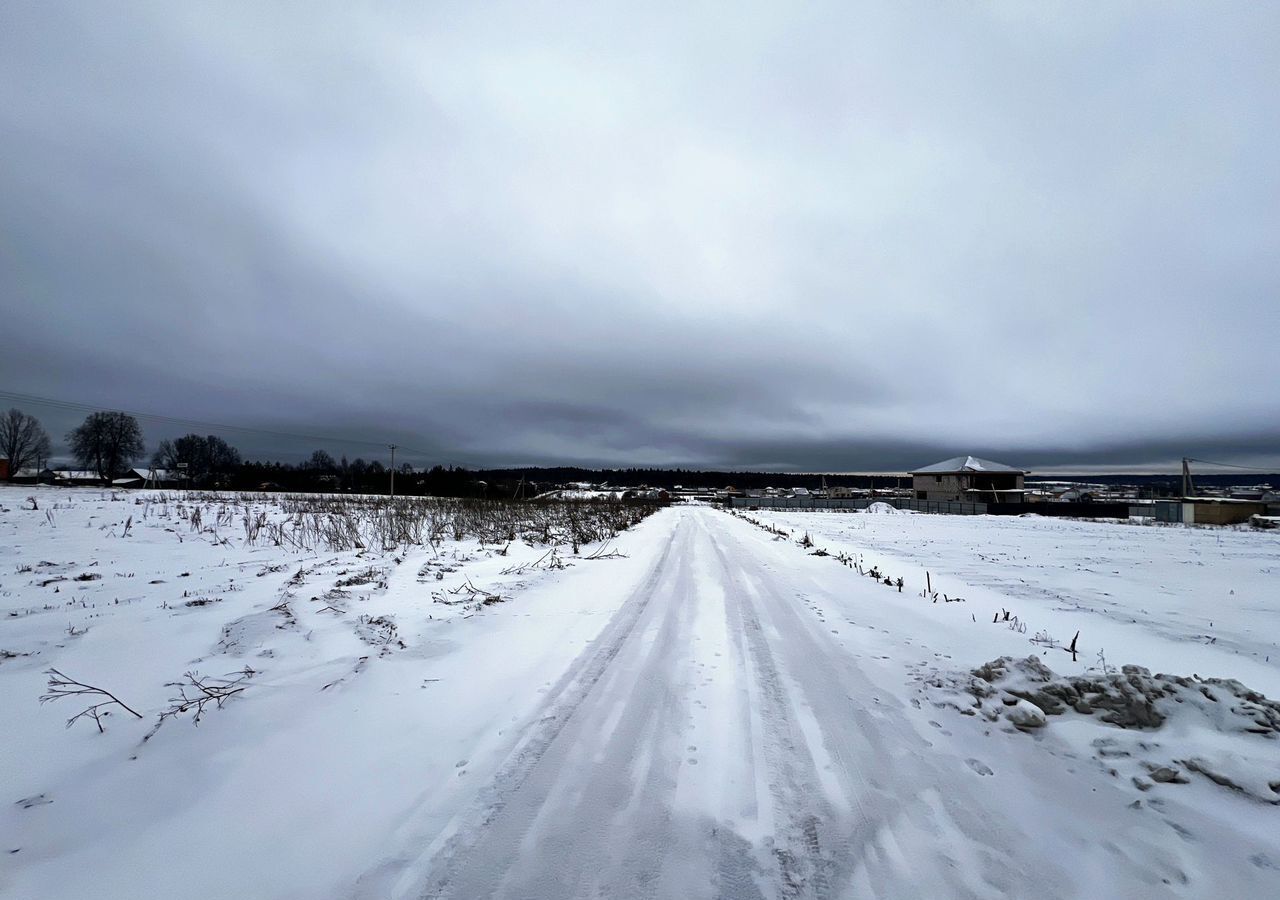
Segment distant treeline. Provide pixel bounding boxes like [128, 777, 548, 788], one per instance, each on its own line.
[158, 461, 916, 496]
[232, 463, 909, 497]
[6, 407, 1272, 497]
[475, 467, 907, 491]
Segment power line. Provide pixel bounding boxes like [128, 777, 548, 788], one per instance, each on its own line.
[0, 389, 441, 461]
[1185, 457, 1277, 473]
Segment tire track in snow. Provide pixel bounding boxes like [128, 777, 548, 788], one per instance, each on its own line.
[705, 522, 855, 898]
[707, 512, 1071, 898]
[402, 516, 692, 898]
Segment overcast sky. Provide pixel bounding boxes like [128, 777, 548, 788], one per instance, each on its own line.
[2, 3, 1277, 473]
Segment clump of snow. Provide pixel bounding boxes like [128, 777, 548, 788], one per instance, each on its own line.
[958, 655, 1280, 733]
[1005, 697, 1047, 729]
[863, 501, 904, 515]
[924, 656, 1280, 803]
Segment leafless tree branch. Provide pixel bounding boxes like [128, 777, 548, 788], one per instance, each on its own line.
[40, 668, 143, 733]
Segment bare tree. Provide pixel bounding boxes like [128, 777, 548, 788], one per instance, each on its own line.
[152, 434, 241, 484]
[151, 439, 179, 470]
[305, 449, 337, 472]
[66, 411, 145, 481]
[0, 408, 53, 480]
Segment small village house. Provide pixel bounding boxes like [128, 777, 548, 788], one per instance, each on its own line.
[112, 468, 186, 488]
[9, 467, 53, 485]
[911, 456, 1026, 504]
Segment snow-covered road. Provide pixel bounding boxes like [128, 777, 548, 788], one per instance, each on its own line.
[366, 507, 1279, 899]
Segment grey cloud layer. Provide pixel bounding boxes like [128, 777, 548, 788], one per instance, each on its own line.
[2, 3, 1277, 470]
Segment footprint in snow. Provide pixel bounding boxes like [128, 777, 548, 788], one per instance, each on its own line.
[965, 759, 994, 776]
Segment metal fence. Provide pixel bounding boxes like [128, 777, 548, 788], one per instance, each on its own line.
[985, 502, 1132, 518]
[1129, 502, 1183, 523]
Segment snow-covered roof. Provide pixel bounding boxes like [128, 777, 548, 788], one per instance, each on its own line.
[911, 455, 1026, 475]
[52, 470, 102, 480]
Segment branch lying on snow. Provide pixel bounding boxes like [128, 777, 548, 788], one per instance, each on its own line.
[500, 548, 571, 575]
[433, 577, 502, 606]
[143, 667, 257, 741]
[40, 668, 143, 733]
[584, 540, 627, 560]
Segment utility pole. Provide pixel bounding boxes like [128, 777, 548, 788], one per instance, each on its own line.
[1182, 457, 1195, 499]
[389, 444, 397, 498]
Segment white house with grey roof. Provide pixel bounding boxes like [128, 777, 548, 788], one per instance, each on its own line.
[910, 455, 1027, 504]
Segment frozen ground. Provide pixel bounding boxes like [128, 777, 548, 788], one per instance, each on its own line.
[2, 488, 1279, 898]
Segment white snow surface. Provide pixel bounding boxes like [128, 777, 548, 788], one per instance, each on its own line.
[3, 488, 1279, 898]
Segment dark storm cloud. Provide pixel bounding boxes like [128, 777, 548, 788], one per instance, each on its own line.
[2, 2, 1278, 471]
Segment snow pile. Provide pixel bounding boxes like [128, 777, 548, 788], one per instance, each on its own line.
[863, 501, 904, 515]
[923, 656, 1280, 803]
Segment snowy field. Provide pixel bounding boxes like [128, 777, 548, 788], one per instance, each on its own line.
[3, 488, 1279, 898]
[747, 505, 1280, 695]
[0, 487, 661, 899]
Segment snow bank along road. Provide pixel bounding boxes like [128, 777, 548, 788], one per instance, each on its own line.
[4, 495, 1279, 899]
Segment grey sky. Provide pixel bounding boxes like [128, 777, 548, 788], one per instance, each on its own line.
[2, 2, 1278, 472]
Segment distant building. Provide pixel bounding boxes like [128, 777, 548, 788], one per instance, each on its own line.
[52, 470, 106, 486]
[910, 456, 1026, 504]
[10, 467, 53, 485]
[1151, 498, 1270, 525]
[112, 468, 185, 488]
